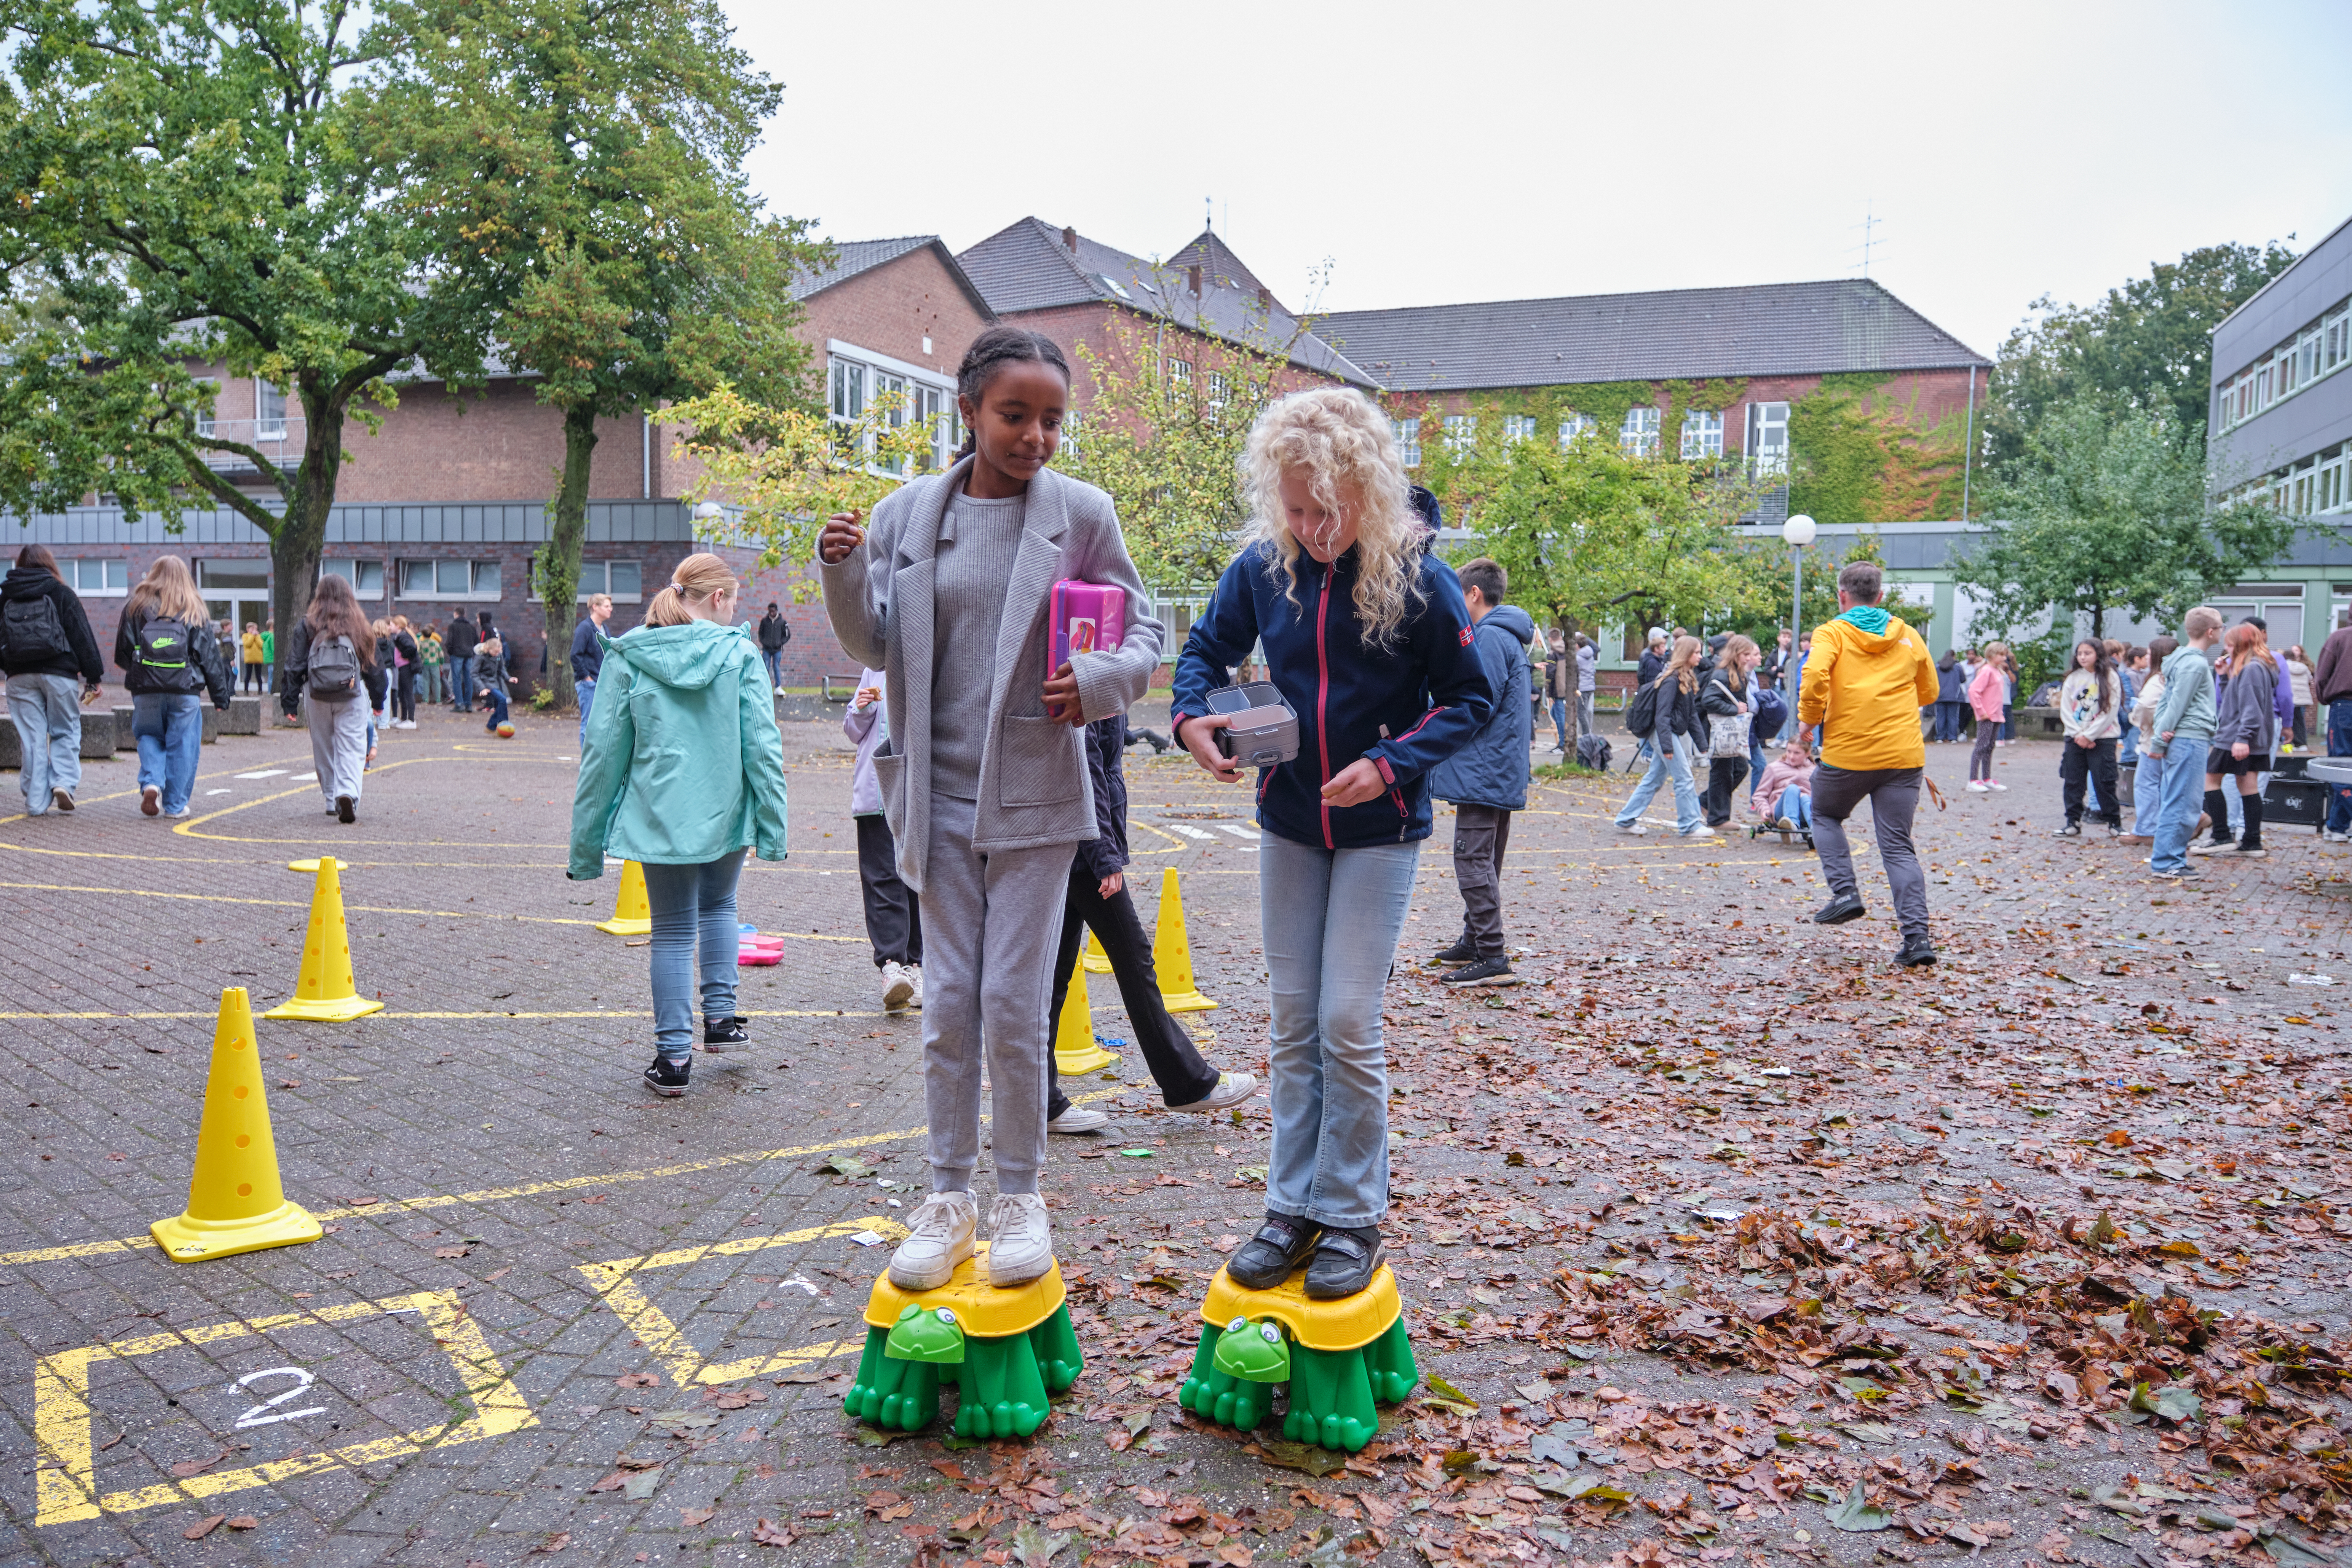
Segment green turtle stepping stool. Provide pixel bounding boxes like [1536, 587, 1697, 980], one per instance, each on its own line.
[844, 1246, 1082, 1440]
[1177, 1261, 1417, 1453]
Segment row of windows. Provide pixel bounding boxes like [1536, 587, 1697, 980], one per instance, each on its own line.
[1396, 403, 1772, 465]
[189, 378, 292, 441]
[2218, 299, 2352, 430]
[2235, 443, 2352, 519]
[829, 356, 962, 474]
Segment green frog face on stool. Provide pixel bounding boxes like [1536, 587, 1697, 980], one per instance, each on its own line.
[886, 1304, 966, 1364]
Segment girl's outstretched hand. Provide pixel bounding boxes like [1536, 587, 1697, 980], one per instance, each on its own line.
[1180, 714, 1241, 783]
[818, 512, 864, 565]
[1321, 757, 1386, 808]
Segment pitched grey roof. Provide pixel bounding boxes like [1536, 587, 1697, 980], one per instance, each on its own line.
[1319, 278, 1990, 393]
[792, 236, 994, 321]
[955, 217, 1378, 389]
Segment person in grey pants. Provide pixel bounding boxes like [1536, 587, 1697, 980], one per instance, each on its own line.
[0, 543, 105, 814]
[818, 326, 1162, 1298]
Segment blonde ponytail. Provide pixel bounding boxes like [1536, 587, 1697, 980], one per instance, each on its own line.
[643, 552, 739, 628]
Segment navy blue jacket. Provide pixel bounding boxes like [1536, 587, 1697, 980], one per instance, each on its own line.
[1078, 714, 1130, 882]
[1430, 603, 1535, 810]
[1172, 542, 1493, 849]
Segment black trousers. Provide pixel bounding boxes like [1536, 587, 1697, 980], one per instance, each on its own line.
[394, 664, 417, 722]
[1704, 754, 1749, 826]
[1450, 803, 1512, 958]
[1046, 860, 1218, 1118]
[854, 813, 921, 968]
[2059, 737, 2119, 827]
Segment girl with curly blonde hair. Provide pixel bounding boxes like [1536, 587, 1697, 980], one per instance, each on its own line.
[1172, 386, 1493, 1299]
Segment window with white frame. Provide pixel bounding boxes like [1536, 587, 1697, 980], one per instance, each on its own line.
[46, 558, 129, 595]
[525, 557, 643, 602]
[1558, 414, 1595, 448]
[255, 380, 287, 441]
[1745, 402, 1790, 476]
[829, 357, 866, 422]
[1680, 409, 1723, 459]
[873, 370, 909, 473]
[392, 558, 497, 599]
[191, 377, 217, 437]
[1165, 357, 1192, 395]
[2220, 294, 2352, 429]
[917, 385, 959, 471]
[1443, 414, 1477, 455]
[1394, 416, 1421, 466]
[1619, 406, 1659, 457]
[1060, 410, 1082, 461]
[321, 559, 386, 597]
[1206, 370, 1228, 414]
[1502, 414, 1536, 445]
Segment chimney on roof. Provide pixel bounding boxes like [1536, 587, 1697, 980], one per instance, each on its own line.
[1188, 265, 1202, 298]
[1060, 226, 1077, 254]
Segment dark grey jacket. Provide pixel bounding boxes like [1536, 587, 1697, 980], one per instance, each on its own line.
[2213, 660, 2280, 755]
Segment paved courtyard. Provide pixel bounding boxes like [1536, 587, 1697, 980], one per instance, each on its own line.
[1, 705, 2349, 1568]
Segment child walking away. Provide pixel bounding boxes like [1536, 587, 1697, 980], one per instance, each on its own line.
[1172, 387, 1490, 1301]
[1614, 635, 1711, 837]
[570, 553, 789, 1096]
[1045, 713, 1258, 1132]
[2054, 639, 2123, 837]
[2192, 623, 2280, 860]
[1749, 738, 1817, 830]
[278, 572, 380, 823]
[1, 543, 105, 816]
[1427, 556, 1535, 986]
[843, 666, 922, 1012]
[117, 557, 234, 820]
[818, 326, 1165, 1293]
[1965, 640, 2010, 790]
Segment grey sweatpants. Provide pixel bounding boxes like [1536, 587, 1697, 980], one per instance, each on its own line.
[305, 693, 369, 805]
[917, 793, 1070, 1198]
[1810, 763, 1929, 942]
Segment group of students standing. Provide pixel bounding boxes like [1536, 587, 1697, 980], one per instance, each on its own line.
[568, 327, 1498, 1306]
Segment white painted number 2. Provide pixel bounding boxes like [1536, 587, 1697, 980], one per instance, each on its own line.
[232, 1367, 326, 1429]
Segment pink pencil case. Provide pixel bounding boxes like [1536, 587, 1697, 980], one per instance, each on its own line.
[1050, 580, 1124, 670]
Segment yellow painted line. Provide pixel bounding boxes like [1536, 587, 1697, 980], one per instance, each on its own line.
[0, 1085, 1124, 1269]
[576, 1217, 909, 1390]
[34, 1289, 534, 1526]
[0, 1008, 896, 1021]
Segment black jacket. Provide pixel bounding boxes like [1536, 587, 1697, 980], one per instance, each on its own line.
[1698, 669, 1750, 719]
[1077, 714, 1130, 882]
[278, 621, 386, 716]
[445, 615, 479, 659]
[1637, 648, 1666, 689]
[390, 630, 418, 672]
[757, 610, 790, 653]
[571, 617, 604, 683]
[115, 606, 233, 706]
[1651, 674, 1704, 745]
[0, 565, 104, 683]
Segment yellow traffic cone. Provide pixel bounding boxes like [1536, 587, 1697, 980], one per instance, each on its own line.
[264, 856, 385, 1021]
[1081, 929, 1112, 974]
[596, 859, 652, 936]
[1054, 953, 1117, 1075]
[1152, 867, 1217, 1013]
[152, 988, 322, 1262]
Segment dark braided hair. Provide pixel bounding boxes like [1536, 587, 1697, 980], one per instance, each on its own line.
[955, 326, 1070, 460]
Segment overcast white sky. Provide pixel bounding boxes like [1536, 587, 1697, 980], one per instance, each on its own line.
[727, 0, 2352, 361]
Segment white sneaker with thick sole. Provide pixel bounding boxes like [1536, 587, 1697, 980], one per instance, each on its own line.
[1166, 1071, 1260, 1114]
[1966, 781, 1990, 792]
[906, 966, 923, 1008]
[985, 1193, 1054, 1287]
[1047, 1104, 1109, 1134]
[1986, 781, 2010, 791]
[887, 1190, 977, 1291]
[880, 961, 915, 1011]
[1615, 821, 1649, 834]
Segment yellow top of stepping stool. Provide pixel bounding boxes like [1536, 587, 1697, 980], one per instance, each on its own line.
[1199, 1263, 1401, 1352]
[863, 1245, 1066, 1339]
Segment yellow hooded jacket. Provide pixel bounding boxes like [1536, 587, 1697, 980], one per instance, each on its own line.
[1797, 615, 1939, 771]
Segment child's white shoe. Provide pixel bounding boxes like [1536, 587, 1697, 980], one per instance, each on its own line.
[984, 1193, 1054, 1287]
[888, 1191, 976, 1291]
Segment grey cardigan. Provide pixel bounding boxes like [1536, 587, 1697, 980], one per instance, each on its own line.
[818, 460, 1165, 892]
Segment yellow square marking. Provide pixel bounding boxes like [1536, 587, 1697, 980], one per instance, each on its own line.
[576, 1217, 907, 1391]
[35, 1289, 536, 1528]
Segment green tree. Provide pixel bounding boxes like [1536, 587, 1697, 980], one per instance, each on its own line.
[362, 0, 819, 711]
[0, 0, 495, 640]
[1986, 241, 2297, 471]
[1957, 392, 2299, 640]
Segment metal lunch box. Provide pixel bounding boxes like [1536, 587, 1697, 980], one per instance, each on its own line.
[1208, 681, 1301, 768]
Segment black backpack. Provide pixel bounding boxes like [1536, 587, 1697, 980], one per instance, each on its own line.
[0, 592, 71, 668]
[1624, 675, 1664, 739]
[307, 633, 361, 702]
[132, 615, 197, 682]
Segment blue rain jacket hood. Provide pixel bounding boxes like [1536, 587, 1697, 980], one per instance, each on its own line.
[1430, 604, 1536, 810]
[568, 620, 789, 880]
[1171, 541, 1493, 849]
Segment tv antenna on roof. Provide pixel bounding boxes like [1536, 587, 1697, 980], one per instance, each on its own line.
[1205, 196, 1213, 232]
[1852, 199, 1882, 278]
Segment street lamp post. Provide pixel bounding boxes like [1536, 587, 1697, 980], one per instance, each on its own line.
[1782, 514, 1817, 640]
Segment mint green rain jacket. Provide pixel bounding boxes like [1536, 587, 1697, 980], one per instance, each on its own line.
[568, 621, 789, 880]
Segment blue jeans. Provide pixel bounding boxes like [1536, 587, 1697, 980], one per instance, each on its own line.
[8, 673, 84, 812]
[576, 677, 596, 750]
[1549, 697, 1569, 751]
[132, 693, 204, 814]
[1776, 786, 1811, 828]
[2148, 738, 2212, 872]
[1615, 731, 1702, 833]
[760, 648, 782, 691]
[2131, 749, 2167, 837]
[641, 849, 746, 1059]
[1258, 831, 1420, 1229]
[449, 654, 474, 711]
[482, 686, 509, 729]
[2329, 699, 2352, 834]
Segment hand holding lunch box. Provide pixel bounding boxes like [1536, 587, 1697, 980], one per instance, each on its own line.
[1044, 580, 1124, 723]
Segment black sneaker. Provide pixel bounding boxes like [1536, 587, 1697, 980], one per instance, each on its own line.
[1305, 1228, 1386, 1300]
[1895, 937, 1939, 968]
[1228, 1214, 1320, 1289]
[1441, 956, 1520, 987]
[703, 1015, 749, 1052]
[643, 1055, 691, 1097]
[335, 795, 356, 824]
[1428, 937, 1477, 966]
[2052, 822, 2081, 837]
[1812, 893, 1866, 925]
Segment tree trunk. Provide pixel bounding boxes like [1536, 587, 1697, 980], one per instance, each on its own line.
[541, 402, 598, 713]
[266, 381, 346, 711]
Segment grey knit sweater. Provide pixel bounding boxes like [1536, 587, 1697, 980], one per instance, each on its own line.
[929, 487, 1027, 800]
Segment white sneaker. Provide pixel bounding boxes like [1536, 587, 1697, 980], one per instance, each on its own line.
[984, 1193, 1054, 1287]
[1616, 821, 1649, 835]
[880, 961, 915, 1011]
[1966, 781, 1990, 792]
[887, 1190, 977, 1291]
[906, 966, 923, 1009]
[1047, 1104, 1110, 1134]
[2323, 830, 2350, 844]
[1677, 825, 1720, 839]
[1985, 781, 2010, 791]
[1166, 1071, 1260, 1113]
